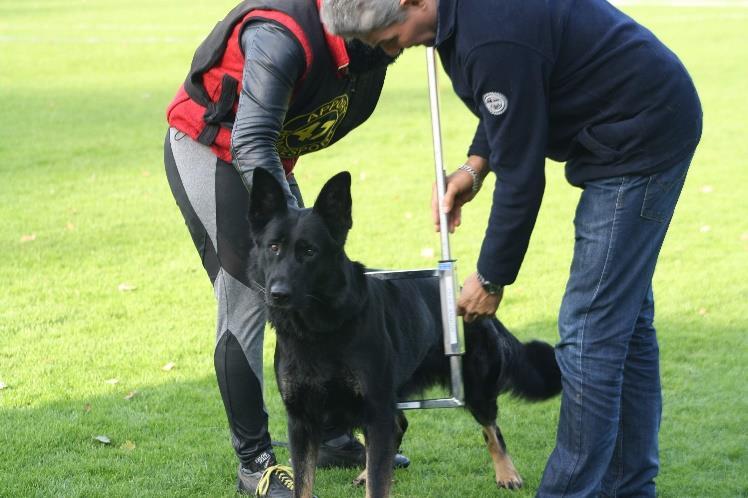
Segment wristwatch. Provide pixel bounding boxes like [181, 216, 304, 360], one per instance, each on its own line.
[476, 272, 503, 295]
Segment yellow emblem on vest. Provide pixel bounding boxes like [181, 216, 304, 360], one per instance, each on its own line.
[277, 95, 349, 158]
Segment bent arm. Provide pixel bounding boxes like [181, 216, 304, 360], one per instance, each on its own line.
[231, 21, 305, 207]
[465, 43, 551, 285]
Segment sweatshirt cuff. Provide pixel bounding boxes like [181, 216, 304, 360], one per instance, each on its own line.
[476, 251, 519, 287]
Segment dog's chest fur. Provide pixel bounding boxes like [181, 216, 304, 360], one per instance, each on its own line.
[275, 335, 366, 415]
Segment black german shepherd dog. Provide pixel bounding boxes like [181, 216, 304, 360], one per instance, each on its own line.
[247, 168, 561, 498]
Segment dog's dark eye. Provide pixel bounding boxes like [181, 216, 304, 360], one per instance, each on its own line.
[303, 247, 316, 257]
[269, 243, 280, 254]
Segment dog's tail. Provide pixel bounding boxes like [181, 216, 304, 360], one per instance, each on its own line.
[508, 339, 562, 401]
[490, 320, 562, 401]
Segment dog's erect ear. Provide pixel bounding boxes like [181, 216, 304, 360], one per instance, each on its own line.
[313, 171, 352, 242]
[249, 168, 288, 231]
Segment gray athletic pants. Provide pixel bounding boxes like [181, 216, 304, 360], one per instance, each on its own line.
[164, 128, 317, 465]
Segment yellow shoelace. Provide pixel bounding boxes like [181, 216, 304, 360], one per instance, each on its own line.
[255, 464, 295, 496]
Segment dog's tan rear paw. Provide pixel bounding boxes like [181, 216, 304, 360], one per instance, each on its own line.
[496, 472, 523, 490]
[352, 469, 367, 487]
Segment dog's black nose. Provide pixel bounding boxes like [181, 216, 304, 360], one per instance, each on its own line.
[269, 284, 291, 306]
[270, 291, 290, 305]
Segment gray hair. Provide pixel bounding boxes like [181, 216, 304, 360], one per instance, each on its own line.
[320, 0, 406, 39]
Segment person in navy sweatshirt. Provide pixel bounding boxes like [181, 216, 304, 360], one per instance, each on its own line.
[322, 0, 702, 496]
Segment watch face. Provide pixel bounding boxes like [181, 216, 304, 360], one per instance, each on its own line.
[476, 273, 501, 294]
[483, 283, 502, 295]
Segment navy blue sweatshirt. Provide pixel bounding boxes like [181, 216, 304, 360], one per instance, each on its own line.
[435, 0, 702, 286]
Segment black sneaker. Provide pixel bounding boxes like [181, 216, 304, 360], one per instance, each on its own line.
[253, 465, 296, 497]
[237, 450, 295, 497]
[317, 435, 411, 469]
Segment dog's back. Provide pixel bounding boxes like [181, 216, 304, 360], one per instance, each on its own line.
[366, 274, 561, 405]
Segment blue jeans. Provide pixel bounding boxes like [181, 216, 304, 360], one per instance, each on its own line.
[537, 154, 692, 498]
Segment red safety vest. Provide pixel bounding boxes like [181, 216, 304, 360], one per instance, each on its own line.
[166, 0, 385, 174]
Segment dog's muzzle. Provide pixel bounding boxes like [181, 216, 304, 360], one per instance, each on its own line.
[269, 282, 292, 307]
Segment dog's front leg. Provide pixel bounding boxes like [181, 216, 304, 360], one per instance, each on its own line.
[353, 411, 407, 488]
[364, 414, 396, 498]
[288, 416, 320, 498]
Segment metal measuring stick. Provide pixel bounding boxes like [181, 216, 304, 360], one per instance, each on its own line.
[395, 47, 465, 410]
[366, 48, 465, 409]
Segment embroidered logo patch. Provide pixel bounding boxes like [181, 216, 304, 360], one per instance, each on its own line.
[482, 92, 508, 116]
[277, 95, 349, 157]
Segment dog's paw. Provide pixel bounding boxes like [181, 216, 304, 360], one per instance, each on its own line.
[496, 477, 523, 490]
[496, 472, 523, 490]
[352, 469, 367, 487]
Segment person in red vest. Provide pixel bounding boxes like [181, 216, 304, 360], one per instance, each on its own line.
[163, 1, 407, 495]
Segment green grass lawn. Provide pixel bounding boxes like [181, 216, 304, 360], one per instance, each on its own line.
[1, 1, 746, 496]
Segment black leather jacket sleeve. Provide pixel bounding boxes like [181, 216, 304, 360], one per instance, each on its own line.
[231, 21, 305, 207]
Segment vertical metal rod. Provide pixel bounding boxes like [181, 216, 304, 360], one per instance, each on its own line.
[391, 49, 465, 410]
[427, 48, 465, 396]
[449, 356, 464, 402]
[426, 47, 451, 261]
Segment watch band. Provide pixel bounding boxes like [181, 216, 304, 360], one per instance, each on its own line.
[476, 271, 503, 295]
[458, 163, 482, 194]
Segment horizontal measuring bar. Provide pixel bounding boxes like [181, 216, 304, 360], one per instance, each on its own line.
[396, 398, 464, 410]
[364, 269, 439, 280]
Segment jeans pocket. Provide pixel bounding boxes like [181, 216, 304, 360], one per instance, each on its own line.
[640, 163, 689, 223]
